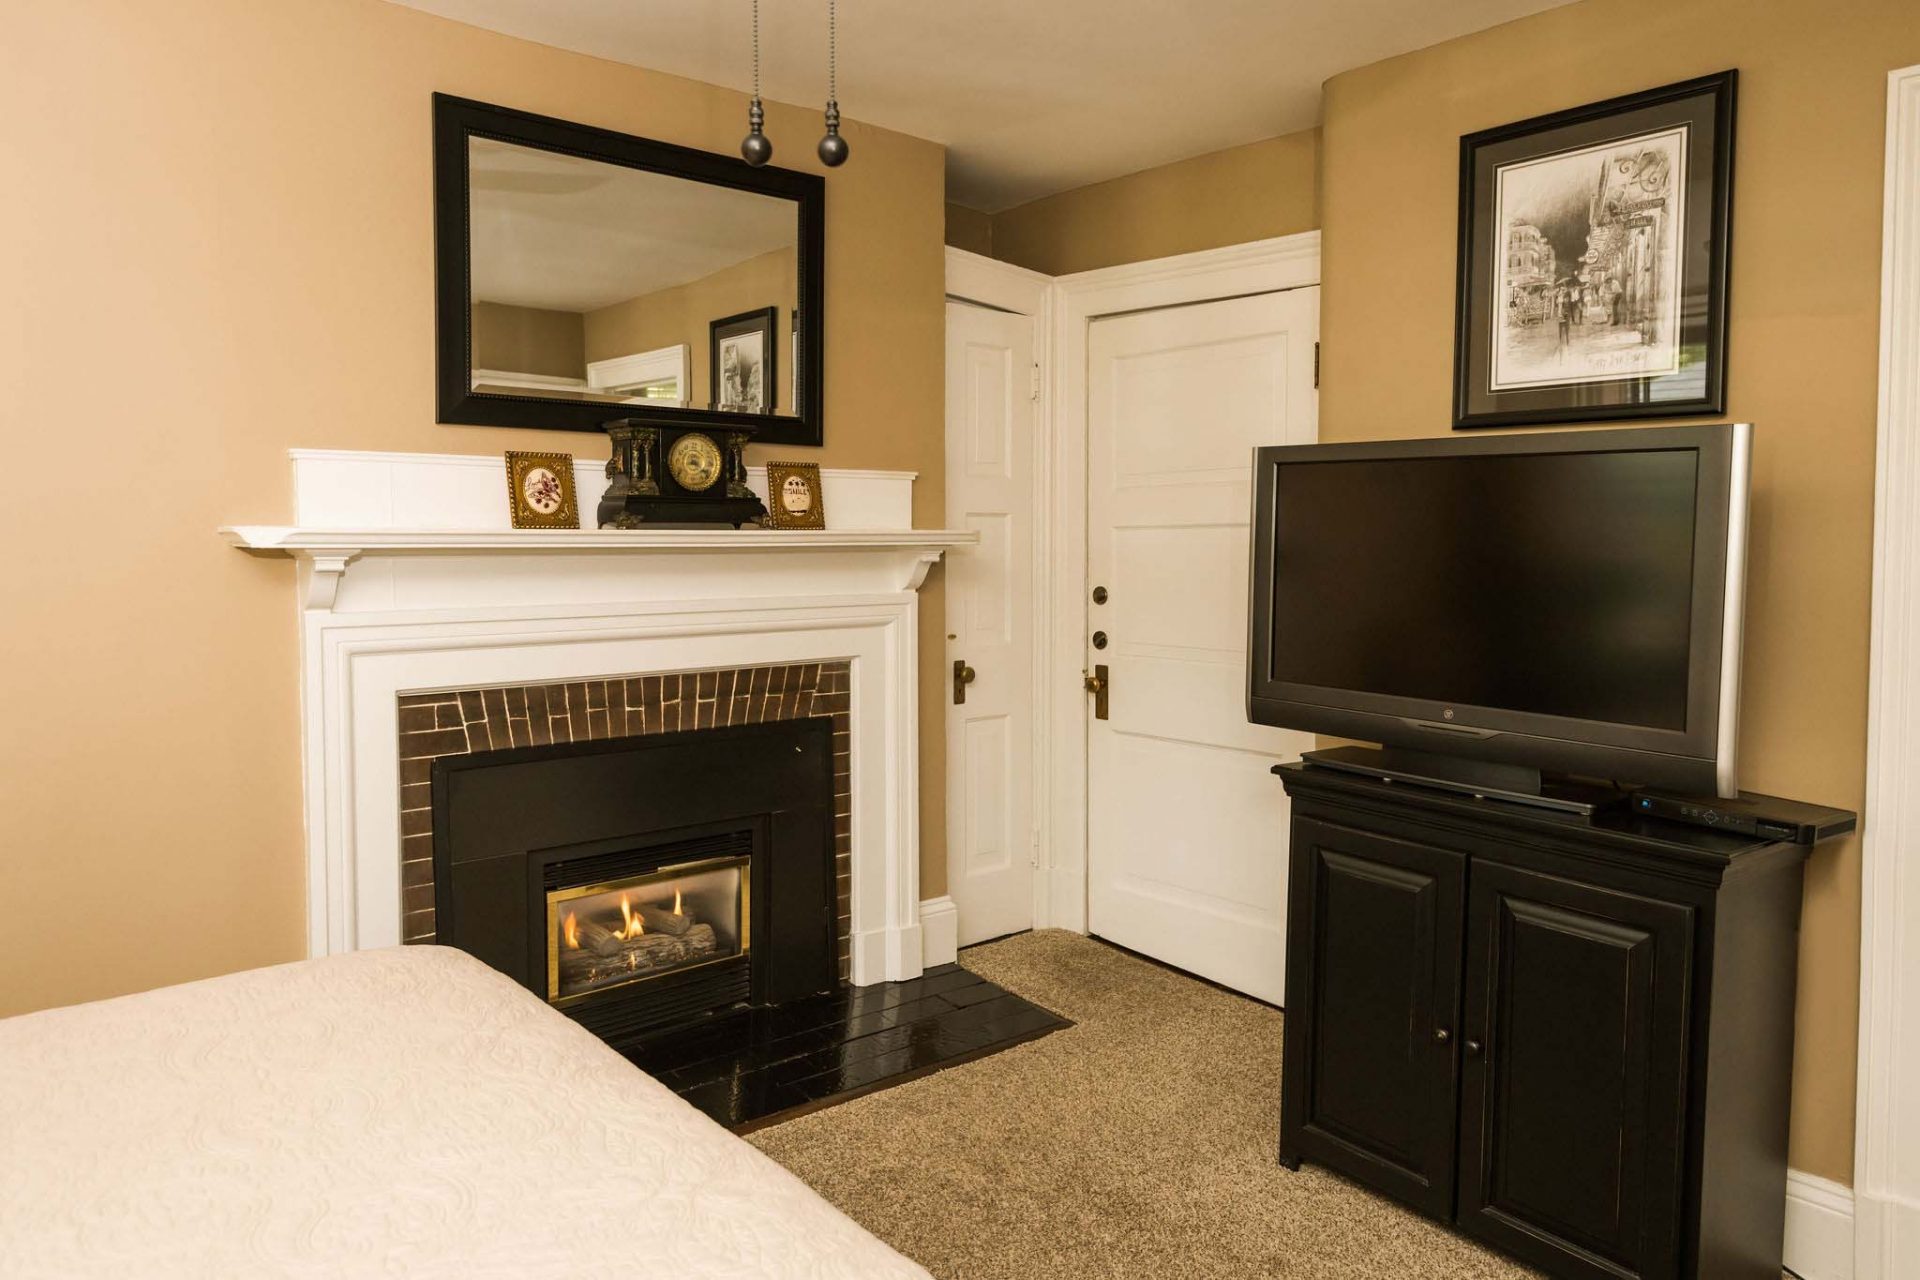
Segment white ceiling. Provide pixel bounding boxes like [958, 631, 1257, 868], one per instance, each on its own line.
[392, 0, 1576, 212]
[469, 137, 796, 312]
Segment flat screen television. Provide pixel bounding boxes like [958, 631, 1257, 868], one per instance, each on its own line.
[1247, 423, 1750, 799]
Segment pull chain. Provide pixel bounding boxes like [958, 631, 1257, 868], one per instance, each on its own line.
[740, 0, 772, 166]
[817, 0, 848, 166]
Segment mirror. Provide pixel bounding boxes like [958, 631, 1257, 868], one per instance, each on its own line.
[435, 96, 824, 446]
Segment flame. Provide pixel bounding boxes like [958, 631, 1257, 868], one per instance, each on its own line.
[673, 887, 683, 916]
[563, 911, 580, 950]
[615, 892, 645, 940]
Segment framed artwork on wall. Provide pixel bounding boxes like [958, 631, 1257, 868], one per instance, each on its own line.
[710, 306, 779, 415]
[1452, 71, 1737, 429]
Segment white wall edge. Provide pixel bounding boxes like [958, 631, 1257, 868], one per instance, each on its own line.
[1858, 60, 1920, 1280]
[919, 895, 959, 968]
[1787, 1169, 1857, 1280]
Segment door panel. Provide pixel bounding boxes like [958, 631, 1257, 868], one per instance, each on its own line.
[944, 302, 1036, 945]
[1086, 288, 1318, 1002]
[1281, 818, 1464, 1219]
[1459, 859, 1693, 1280]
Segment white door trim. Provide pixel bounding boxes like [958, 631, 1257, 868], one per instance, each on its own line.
[1044, 232, 1322, 931]
[1856, 60, 1920, 1280]
[945, 247, 1055, 937]
[947, 247, 1054, 317]
[946, 235, 1322, 938]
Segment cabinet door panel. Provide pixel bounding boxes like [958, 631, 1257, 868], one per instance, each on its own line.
[1281, 818, 1464, 1218]
[1459, 859, 1692, 1280]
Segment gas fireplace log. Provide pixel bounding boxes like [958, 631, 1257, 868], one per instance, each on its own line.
[574, 920, 626, 958]
[558, 932, 686, 980]
[627, 932, 690, 967]
[635, 905, 694, 936]
[556, 922, 723, 991]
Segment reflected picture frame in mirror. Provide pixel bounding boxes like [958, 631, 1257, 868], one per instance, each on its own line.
[433, 94, 825, 447]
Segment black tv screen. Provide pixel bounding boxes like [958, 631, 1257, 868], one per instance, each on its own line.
[1247, 424, 1749, 796]
[1271, 450, 1698, 731]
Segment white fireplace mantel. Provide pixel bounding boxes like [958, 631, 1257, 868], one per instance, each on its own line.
[222, 526, 969, 608]
[228, 448, 972, 988]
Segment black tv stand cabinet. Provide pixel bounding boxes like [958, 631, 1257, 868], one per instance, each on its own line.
[1272, 761, 1847, 1280]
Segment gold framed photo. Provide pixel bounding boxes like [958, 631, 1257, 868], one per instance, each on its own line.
[764, 461, 825, 530]
[505, 451, 580, 529]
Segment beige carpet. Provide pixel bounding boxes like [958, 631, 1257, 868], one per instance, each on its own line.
[747, 930, 1543, 1279]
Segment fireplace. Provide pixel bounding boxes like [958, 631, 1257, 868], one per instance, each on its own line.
[431, 713, 839, 1045]
[548, 846, 748, 1004]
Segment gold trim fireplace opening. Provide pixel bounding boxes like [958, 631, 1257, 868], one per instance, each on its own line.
[545, 854, 749, 1005]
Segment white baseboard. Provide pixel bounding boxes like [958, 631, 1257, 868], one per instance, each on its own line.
[920, 896, 959, 968]
[1786, 1169, 1855, 1279]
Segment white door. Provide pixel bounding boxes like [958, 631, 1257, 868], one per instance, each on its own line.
[1085, 288, 1319, 1002]
[944, 301, 1036, 945]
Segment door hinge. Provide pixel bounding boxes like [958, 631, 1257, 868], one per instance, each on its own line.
[1030, 362, 1041, 401]
[1313, 341, 1320, 390]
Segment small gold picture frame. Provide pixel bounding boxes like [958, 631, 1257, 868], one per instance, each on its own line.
[764, 461, 826, 530]
[505, 451, 580, 529]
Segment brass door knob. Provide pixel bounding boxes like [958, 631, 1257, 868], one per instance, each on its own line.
[953, 660, 977, 704]
[1084, 665, 1110, 720]
[1434, 1027, 1451, 1044]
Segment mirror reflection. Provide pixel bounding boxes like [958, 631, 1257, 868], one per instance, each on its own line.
[468, 137, 801, 417]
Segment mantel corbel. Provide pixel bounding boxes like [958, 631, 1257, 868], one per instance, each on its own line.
[299, 550, 361, 611]
[901, 550, 944, 593]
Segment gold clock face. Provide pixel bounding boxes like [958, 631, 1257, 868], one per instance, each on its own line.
[667, 433, 725, 493]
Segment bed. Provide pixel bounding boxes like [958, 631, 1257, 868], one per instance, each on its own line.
[0, 945, 930, 1279]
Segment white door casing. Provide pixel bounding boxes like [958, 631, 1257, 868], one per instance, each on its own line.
[1084, 288, 1319, 1002]
[1857, 60, 1920, 1280]
[944, 300, 1038, 945]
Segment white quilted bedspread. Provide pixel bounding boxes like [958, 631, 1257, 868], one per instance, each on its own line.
[0, 945, 929, 1279]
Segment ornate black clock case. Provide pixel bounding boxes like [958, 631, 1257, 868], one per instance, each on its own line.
[598, 419, 768, 528]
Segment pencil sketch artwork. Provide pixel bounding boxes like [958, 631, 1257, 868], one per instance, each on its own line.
[1489, 127, 1687, 392]
[718, 330, 767, 412]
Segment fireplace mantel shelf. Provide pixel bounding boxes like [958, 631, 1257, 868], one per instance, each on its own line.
[222, 525, 975, 554]
[222, 525, 975, 608]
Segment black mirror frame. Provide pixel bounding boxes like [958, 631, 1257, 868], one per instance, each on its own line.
[432, 93, 826, 447]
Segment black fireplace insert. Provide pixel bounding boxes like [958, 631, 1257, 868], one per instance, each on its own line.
[432, 717, 837, 1045]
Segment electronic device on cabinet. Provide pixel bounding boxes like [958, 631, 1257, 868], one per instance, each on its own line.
[1248, 422, 1750, 809]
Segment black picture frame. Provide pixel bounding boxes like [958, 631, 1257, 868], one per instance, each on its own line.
[709, 306, 779, 414]
[432, 94, 826, 447]
[1452, 71, 1736, 430]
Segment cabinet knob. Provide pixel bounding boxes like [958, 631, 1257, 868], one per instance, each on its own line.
[1465, 1039, 1483, 1057]
[1433, 1027, 1451, 1044]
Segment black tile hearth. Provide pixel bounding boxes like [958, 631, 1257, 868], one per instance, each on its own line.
[624, 964, 1070, 1131]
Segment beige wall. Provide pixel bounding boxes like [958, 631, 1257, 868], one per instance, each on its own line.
[1319, 0, 1920, 1185]
[0, 0, 948, 1018]
[944, 202, 994, 257]
[585, 248, 799, 413]
[986, 128, 1320, 275]
[472, 301, 586, 379]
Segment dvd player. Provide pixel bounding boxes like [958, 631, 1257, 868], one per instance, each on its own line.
[1629, 790, 1856, 845]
